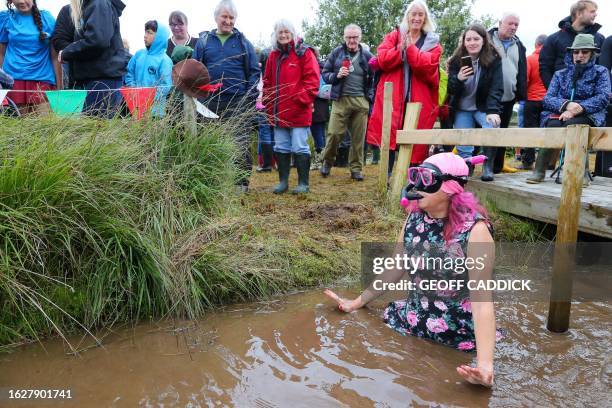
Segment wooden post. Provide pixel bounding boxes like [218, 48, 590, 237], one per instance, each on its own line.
[390, 103, 422, 200]
[547, 125, 589, 333]
[378, 82, 393, 195]
[183, 94, 198, 137]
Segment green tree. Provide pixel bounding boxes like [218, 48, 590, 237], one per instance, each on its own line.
[303, 0, 492, 58]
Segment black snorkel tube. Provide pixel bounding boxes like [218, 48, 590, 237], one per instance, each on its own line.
[399, 155, 487, 208]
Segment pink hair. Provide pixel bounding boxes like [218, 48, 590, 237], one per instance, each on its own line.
[404, 153, 490, 242]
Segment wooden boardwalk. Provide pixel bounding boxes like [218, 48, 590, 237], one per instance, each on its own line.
[467, 171, 612, 239]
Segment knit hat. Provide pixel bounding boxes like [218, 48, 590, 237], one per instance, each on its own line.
[567, 34, 600, 51]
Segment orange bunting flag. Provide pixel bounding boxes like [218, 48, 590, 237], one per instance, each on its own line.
[119, 87, 156, 120]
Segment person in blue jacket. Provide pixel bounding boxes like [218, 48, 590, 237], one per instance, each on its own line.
[0, 0, 62, 112]
[192, 0, 260, 192]
[125, 20, 172, 117]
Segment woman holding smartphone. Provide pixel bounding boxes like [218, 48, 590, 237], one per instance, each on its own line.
[447, 24, 503, 181]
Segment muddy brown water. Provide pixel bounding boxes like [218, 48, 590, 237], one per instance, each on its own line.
[1, 290, 609, 407]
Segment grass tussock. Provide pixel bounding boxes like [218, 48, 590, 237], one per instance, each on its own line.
[0, 109, 284, 350]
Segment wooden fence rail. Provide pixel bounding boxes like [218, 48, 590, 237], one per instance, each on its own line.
[380, 92, 611, 333]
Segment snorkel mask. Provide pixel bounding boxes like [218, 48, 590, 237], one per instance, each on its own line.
[400, 155, 486, 208]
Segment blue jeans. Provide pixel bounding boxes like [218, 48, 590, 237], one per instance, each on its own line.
[273, 127, 311, 155]
[310, 122, 326, 152]
[453, 110, 496, 158]
[258, 113, 274, 145]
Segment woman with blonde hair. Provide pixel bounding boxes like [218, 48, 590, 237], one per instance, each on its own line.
[366, 0, 442, 171]
[58, 0, 129, 117]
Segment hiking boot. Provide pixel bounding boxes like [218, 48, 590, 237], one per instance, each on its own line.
[292, 153, 310, 194]
[526, 149, 552, 184]
[273, 152, 291, 194]
[481, 147, 496, 182]
[351, 171, 364, 181]
[320, 160, 332, 177]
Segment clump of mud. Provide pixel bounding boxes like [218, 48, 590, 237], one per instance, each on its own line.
[301, 203, 373, 231]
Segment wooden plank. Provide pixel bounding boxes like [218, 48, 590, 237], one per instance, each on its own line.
[589, 127, 612, 151]
[395, 127, 612, 150]
[390, 103, 421, 201]
[548, 125, 589, 333]
[378, 82, 393, 195]
[396, 128, 568, 149]
[183, 94, 198, 137]
[467, 178, 612, 239]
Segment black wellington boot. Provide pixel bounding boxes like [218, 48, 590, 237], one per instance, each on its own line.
[273, 152, 291, 194]
[292, 153, 310, 194]
[481, 147, 496, 182]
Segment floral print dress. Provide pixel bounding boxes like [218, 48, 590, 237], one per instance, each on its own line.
[383, 210, 500, 352]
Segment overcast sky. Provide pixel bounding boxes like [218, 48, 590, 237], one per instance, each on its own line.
[4, 0, 610, 55]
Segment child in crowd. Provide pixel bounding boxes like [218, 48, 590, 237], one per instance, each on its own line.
[0, 0, 62, 113]
[125, 20, 173, 117]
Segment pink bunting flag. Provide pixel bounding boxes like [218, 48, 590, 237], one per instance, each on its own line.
[119, 87, 156, 120]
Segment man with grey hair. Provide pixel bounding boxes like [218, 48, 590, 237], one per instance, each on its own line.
[193, 0, 260, 192]
[484, 13, 527, 180]
[320, 24, 374, 181]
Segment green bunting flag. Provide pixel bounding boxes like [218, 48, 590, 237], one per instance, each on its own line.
[45, 90, 87, 116]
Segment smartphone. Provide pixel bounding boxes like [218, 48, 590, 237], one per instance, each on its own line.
[461, 56, 472, 69]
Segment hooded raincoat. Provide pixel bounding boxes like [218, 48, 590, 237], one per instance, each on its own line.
[366, 28, 442, 164]
[125, 23, 173, 117]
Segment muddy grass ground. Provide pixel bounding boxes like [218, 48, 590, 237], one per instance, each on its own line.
[228, 161, 550, 296]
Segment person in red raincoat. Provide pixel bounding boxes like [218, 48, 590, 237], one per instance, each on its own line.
[366, 0, 442, 173]
[263, 19, 320, 195]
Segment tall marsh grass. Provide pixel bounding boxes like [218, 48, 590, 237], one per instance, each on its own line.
[0, 111, 267, 349]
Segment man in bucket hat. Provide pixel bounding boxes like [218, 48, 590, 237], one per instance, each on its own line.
[527, 34, 611, 185]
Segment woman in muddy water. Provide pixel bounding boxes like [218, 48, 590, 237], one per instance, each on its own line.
[325, 152, 499, 387]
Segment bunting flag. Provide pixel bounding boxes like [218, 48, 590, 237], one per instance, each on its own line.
[45, 90, 87, 116]
[194, 98, 219, 119]
[120, 87, 156, 120]
[0, 89, 9, 106]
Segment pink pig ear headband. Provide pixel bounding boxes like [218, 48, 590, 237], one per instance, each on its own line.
[400, 153, 487, 208]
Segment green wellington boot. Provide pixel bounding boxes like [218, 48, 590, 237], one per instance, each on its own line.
[526, 149, 552, 184]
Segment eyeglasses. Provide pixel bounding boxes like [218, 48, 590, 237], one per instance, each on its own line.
[344, 36, 360, 41]
[572, 50, 591, 55]
[169, 23, 185, 28]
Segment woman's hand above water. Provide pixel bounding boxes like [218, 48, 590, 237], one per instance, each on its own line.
[323, 289, 364, 312]
[456, 364, 494, 387]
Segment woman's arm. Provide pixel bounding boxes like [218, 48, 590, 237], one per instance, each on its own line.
[576, 69, 611, 115]
[542, 72, 567, 113]
[50, 45, 63, 89]
[296, 49, 320, 106]
[405, 43, 441, 86]
[325, 217, 409, 311]
[457, 221, 496, 387]
[377, 31, 404, 71]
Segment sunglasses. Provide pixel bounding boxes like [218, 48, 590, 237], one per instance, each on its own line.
[572, 50, 592, 55]
[407, 163, 468, 194]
